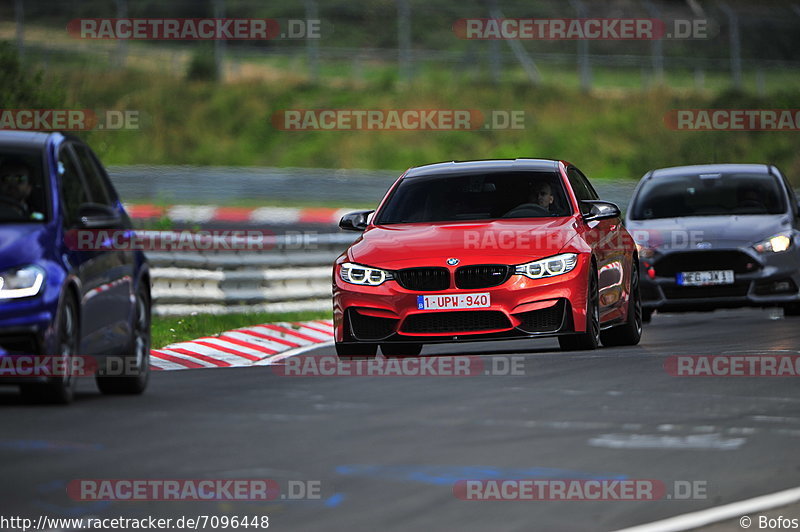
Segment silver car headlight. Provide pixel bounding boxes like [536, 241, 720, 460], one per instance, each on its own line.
[753, 232, 793, 254]
[339, 262, 394, 286]
[0, 265, 46, 299]
[515, 253, 579, 279]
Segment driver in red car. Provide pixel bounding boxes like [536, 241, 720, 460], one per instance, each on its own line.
[531, 181, 555, 211]
[505, 180, 558, 218]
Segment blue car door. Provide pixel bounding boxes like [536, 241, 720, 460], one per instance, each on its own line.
[58, 143, 133, 358]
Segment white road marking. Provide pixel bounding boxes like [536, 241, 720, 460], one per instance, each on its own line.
[192, 337, 269, 358]
[588, 433, 746, 450]
[149, 356, 191, 371]
[614, 485, 800, 532]
[721, 349, 800, 355]
[244, 325, 315, 346]
[256, 341, 334, 365]
[155, 349, 220, 368]
[221, 330, 296, 352]
[278, 322, 334, 341]
[249, 207, 301, 224]
[751, 416, 800, 424]
[150, 320, 335, 371]
[158, 342, 256, 366]
[166, 205, 217, 223]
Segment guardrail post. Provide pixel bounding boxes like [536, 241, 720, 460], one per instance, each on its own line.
[489, 4, 541, 85]
[397, 0, 412, 84]
[720, 3, 742, 90]
[306, 0, 320, 82]
[570, 0, 592, 92]
[694, 67, 705, 91]
[487, 0, 501, 84]
[642, 0, 664, 86]
[14, 0, 24, 62]
[213, 0, 226, 81]
[114, 0, 129, 69]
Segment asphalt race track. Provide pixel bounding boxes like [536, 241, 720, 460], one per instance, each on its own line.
[1, 308, 799, 532]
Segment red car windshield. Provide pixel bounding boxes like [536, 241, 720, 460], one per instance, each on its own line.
[376, 171, 572, 224]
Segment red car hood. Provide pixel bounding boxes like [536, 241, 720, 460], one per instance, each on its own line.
[348, 217, 580, 269]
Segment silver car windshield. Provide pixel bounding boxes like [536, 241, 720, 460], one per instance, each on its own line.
[630, 173, 787, 220]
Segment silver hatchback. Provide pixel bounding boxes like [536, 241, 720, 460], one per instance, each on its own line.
[625, 164, 800, 320]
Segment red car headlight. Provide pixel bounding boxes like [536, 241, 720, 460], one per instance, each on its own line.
[339, 262, 394, 286]
[514, 253, 578, 279]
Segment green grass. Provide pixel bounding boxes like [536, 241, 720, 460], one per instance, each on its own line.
[152, 310, 332, 348]
[13, 36, 800, 186]
[65, 71, 800, 185]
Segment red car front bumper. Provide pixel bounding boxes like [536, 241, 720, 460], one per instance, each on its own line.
[333, 254, 592, 344]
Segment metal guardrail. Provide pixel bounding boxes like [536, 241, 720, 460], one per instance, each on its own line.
[148, 232, 355, 316]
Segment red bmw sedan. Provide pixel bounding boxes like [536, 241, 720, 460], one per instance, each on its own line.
[333, 159, 642, 357]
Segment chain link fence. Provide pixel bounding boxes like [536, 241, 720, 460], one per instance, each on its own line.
[3, 0, 799, 92]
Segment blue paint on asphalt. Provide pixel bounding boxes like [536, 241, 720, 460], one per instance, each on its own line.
[33, 480, 111, 516]
[0, 439, 104, 452]
[37, 479, 68, 493]
[324, 493, 345, 507]
[335, 465, 627, 485]
[33, 500, 112, 517]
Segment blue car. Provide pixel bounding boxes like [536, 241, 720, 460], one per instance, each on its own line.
[0, 131, 151, 403]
